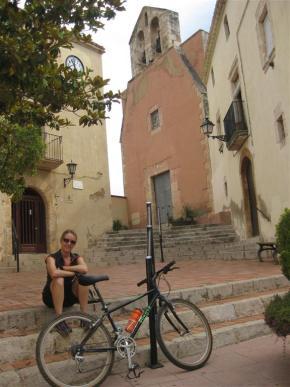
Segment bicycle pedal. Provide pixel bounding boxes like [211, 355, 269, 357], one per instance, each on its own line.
[127, 363, 144, 379]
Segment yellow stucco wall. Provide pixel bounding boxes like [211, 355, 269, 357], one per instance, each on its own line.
[206, 0, 290, 240]
[111, 196, 129, 227]
[0, 41, 112, 263]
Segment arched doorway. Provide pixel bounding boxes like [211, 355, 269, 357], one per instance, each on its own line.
[12, 188, 47, 253]
[241, 157, 259, 237]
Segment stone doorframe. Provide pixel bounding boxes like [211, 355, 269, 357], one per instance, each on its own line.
[240, 150, 260, 237]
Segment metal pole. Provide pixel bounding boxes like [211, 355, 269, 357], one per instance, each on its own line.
[157, 207, 165, 262]
[12, 221, 20, 273]
[145, 202, 162, 369]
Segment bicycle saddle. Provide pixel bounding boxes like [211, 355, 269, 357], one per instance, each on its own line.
[77, 274, 109, 286]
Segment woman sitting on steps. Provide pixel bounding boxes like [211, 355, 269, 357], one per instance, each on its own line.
[42, 229, 89, 335]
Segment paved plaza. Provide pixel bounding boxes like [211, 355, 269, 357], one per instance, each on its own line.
[0, 259, 281, 312]
[0, 258, 288, 386]
[103, 334, 290, 387]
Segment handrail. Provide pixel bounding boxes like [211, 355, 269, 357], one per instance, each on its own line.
[256, 207, 271, 222]
[12, 221, 20, 272]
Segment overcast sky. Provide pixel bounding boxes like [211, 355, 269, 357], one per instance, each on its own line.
[94, 0, 216, 196]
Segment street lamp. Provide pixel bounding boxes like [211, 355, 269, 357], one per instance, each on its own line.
[200, 117, 227, 142]
[64, 160, 77, 187]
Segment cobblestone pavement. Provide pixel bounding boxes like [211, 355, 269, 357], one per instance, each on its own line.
[103, 334, 290, 387]
[0, 259, 281, 312]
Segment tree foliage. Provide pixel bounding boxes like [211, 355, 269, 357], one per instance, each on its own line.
[264, 208, 290, 337]
[0, 0, 125, 198]
[276, 208, 290, 279]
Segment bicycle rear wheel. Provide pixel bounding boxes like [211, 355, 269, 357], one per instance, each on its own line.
[36, 312, 114, 386]
[156, 298, 212, 370]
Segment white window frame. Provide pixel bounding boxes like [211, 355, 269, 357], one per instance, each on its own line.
[256, 1, 275, 72]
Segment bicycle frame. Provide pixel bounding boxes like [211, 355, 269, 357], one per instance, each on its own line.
[79, 282, 171, 350]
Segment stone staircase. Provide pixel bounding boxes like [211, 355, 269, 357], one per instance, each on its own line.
[2, 254, 45, 273]
[86, 224, 259, 266]
[0, 225, 260, 272]
[0, 274, 288, 386]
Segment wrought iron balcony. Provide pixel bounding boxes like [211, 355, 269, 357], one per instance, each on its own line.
[223, 100, 248, 150]
[38, 132, 63, 170]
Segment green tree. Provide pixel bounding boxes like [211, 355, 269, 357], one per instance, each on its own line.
[0, 0, 124, 198]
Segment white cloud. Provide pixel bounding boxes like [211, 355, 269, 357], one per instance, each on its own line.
[93, 0, 216, 195]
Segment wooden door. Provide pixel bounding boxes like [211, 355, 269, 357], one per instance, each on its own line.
[12, 188, 46, 253]
[241, 158, 259, 237]
[153, 171, 172, 224]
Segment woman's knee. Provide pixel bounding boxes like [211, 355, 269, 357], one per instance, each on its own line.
[51, 277, 64, 289]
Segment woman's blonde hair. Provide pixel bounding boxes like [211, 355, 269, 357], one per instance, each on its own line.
[60, 229, 78, 242]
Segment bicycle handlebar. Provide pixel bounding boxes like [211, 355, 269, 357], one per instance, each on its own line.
[137, 260, 177, 287]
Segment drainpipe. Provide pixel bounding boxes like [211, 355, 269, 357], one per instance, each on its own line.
[236, 0, 253, 145]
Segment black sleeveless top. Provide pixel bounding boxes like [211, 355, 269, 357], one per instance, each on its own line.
[45, 249, 79, 287]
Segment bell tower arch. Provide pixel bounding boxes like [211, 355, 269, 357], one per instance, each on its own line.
[129, 6, 181, 77]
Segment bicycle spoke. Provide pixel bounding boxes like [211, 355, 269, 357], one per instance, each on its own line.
[157, 299, 212, 370]
[36, 312, 114, 386]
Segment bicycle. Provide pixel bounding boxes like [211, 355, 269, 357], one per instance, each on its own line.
[36, 260, 213, 386]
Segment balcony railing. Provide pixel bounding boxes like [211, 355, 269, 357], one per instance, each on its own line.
[223, 99, 248, 150]
[38, 132, 63, 170]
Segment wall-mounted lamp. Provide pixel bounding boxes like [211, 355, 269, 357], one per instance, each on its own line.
[64, 160, 77, 187]
[200, 117, 228, 142]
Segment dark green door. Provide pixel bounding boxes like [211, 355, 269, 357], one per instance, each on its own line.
[153, 171, 172, 224]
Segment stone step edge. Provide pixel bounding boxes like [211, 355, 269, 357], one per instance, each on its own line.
[0, 290, 287, 365]
[106, 224, 236, 233]
[0, 274, 288, 331]
[0, 319, 272, 386]
[1, 288, 287, 342]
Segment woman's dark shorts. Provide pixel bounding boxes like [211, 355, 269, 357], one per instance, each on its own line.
[42, 282, 78, 308]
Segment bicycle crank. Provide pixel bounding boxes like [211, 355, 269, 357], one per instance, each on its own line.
[116, 336, 136, 359]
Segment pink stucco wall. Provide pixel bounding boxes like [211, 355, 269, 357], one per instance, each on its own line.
[121, 31, 212, 227]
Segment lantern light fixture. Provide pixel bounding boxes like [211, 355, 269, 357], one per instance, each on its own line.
[200, 117, 228, 142]
[64, 160, 77, 187]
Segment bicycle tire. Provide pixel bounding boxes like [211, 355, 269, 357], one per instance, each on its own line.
[156, 298, 212, 371]
[36, 311, 114, 386]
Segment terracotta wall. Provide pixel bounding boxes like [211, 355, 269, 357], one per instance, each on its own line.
[121, 32, 212, 227]
[181, 30, 208, 77]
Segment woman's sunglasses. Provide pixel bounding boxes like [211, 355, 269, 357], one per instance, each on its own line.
[63, 238, 76, 245]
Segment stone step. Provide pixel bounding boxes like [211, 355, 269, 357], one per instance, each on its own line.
[0, 274, 287, 332]
[0, 289, 285, 365]
[0, 316, 271, 387]
[2, 254, 47, 272]
[99, 238, 237, 249]
[101, 234, 237, 243]
[102, 236, 239, 250]
[86, 240, 259, 266]
[0, 266, 17, 273]
[101, 233, 238, 245]
[0, 273, 288, 385]
[0, 317, 275, 386]
[106, 224, 235, 235]
[103, 228, 237, 239]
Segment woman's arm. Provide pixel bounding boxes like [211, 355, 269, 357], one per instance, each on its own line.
[62, 256, 88, 274]
[46, 256, 75, 279]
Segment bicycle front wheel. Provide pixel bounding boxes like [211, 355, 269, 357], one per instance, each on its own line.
[157, 298, 212, 370]
[36, 312, 114, 386]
